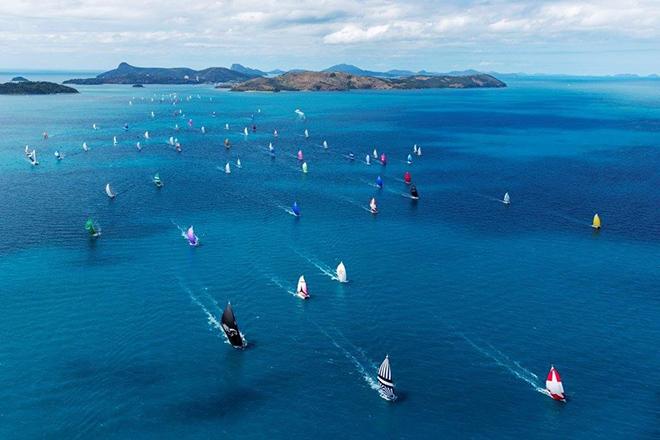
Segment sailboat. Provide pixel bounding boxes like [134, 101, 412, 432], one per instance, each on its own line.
[302, 162, 308, 173]
[136, 141, 142, 151]
[236, 158, 242, 169]
[82, 142, 89, 152]
[377, 355, 397, 401]
[92, 123, 98, 130]
[224, 138, 231, 149]
[296, 275, 310, 299]
[150, 111, 155, 118]
[169, 136, 175, 146]
[323, 140, 328, 149]
[407, 153, 413, 164]
[413, 144, 418, 154]
[370, 198, 378, 214]
[503, 192, 511, 205]
[373, 148, 378, 159]
[273, 129, 278, 137]
[380, 153, 387, 165]
[24, 145, 30, 156]
[105, 183, 116, 199]
[225, 123, 230, 130]
[28, 150, 38, 166]
[225, 162, 231, 174]
[410, 185, 419, 200]
[365, 155, 371, 165]
[404, 171, 412, 184]
[85, 218, 100, 237]
[175, 141, 182, 153]
[153, 173, 163, 188]
[545, 365, 566, 401]
[201, 126, 206, 134]
[54, 150, 63, 160]
[376, 176, 383, 189]
[592, 214, 601, 229]
[243, 127, 249, 136]
[113, 136, 118, 146]
[144, 131, 150, 140]
[297, 150, 304, 161]
[175, 124, 180, 131]
[123, 123, 129, 131]
[186, 226, 199, 246]
[304, 129, 309, 138]
[336, 262, 347, 283]
[268, 142, 275, 155]
[292, 201, 301, 217]
[416, 146, 422, 156]
[221, 302, 246, 349]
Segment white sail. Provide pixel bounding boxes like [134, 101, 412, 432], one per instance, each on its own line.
[304, 129, 309, 138]
[366, 155, 371, 165]
[201, 126, 206, 134]
[136, 141, 141, 150]
[243, 127, 249, 136]
[503, 192, 510, 204]
[296, 275, 307, 294]
[105, 183, 115, 198]
[417, 147, 422, 156]
[82, 142, 89, 151]
[225, 162, 231, 174]
[113, 136, 118, 145]
[336, 262, 347, 283]
[169, 136, 174, 146]
[144, 131, 150, 140]
[268, 142, 274, 152]
[302, 162, 308, 173]
[225, 123, 229, 130]
[92, 123, 98, 130]
[413, 144, 418, 153]
[370, 198, 378, 213]
[236, 158, 242, 168]
[273, 129, 278, 137]
[323, 140, 328, 149]
[373, 148, 378, 159]
[150, 111, 155, 118]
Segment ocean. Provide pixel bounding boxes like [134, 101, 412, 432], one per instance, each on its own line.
[0, 74, 658, 439]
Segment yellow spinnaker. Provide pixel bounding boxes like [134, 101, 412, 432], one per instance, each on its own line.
[592, 213, 601, 229]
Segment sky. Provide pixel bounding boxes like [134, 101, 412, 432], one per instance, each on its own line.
[1, 0, 659, 75]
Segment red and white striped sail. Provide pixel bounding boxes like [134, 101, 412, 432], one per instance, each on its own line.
[545, 366, 565, 401]
[370, 198, 378, 213]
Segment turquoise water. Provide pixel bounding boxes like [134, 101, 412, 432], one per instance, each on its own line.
[0, 76, 658, 439]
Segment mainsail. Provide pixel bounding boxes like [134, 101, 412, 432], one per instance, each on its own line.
[105, 183, 116, 199]
[373, 148, 378, 159]
[323, 140, 328, 149]
[365, 155, 371, 165]
[236, 158, 242, 168]
[225, 162, 231, 174]
[302, 162, 308, 173]
[336, 262, 347, 283]
[221, 302, 246, 348]
[304, 129, 309, 138]
[377, 355, 397, 401]
[545, 365, 565, 401]
[407, 153, 413, 164]
[503, 192, 510, 205]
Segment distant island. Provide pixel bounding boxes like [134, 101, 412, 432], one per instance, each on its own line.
[11, 76, 30, 83]
[64, 62, 254, 85]
[0, 81, 79, 95]
[229, 71, 506, 92]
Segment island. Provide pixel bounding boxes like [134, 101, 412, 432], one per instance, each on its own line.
[132, 84, 144, 88]
[11, 76, 30, 82]
[64, 62, 255, 85]
[0, 81, 79, 95]
[229, 71, 506, 92]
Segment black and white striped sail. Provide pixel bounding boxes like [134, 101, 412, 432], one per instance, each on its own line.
[221, 302, 246, 349]
[377, 355, 397, 401]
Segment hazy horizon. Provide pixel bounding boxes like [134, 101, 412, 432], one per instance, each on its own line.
[1, 0, 659, 75]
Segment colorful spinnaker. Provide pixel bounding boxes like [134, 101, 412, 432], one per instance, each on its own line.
[404, 171, 412, 185]
[376, 176, 383, 189]
[186, 226, 199, 246]
[297, 150, 304, 161]
[85, 218, 100, 237]
[380, 153, 387, 165]
[545, 365, 566, 401]
[592, 214, 601, 229]
[292, 201, 301, 217]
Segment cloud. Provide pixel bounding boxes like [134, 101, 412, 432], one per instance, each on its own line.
[323, 24, 391, 44]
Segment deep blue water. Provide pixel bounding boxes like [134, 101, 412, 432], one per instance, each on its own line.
[0, 76, 658, 439]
